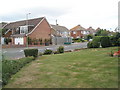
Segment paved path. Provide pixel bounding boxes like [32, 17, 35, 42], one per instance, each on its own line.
[2, 42, 88, 60]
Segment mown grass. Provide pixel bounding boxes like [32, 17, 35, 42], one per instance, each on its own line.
[4, 47, 118, 88]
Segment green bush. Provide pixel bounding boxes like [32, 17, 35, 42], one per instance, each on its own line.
[39, 38, 43, 45]
[87, 36, 101, 48]
[101, 36, 111, 48]
[27, 37, 32, 45]
[4, 38, 12, 44]
[24, 49, 38, 58]
[87, 41, 100, 48]
[92, 36, 101, 42]
[44, 49, 53, 55]
[86, 34, 93, 41]
[72, 38, 84, 42]
[87, 42, 93, 48]
[92, 41, 100, 48]
[57, 46, 64, 53]
[2, 57, 34, 85]
[110, 33, 120, 46]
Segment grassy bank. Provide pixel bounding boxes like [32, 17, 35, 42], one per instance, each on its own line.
[4, 47, 118, 88]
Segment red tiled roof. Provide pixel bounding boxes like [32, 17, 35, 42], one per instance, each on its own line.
[70, 25, 86, 31]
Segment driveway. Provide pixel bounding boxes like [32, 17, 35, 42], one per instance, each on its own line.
[2, 42, 88, 60]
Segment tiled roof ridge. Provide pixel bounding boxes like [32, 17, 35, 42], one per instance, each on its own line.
[70, 24, 86, 31]
[8, 17, 44, 24]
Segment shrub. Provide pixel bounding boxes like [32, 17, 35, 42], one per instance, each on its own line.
[87, 41, 100, 48]
[81, 39, 85, 42]
[92, 36, 101, 43]
[86, 34, 93, 41]
[57, 46, 64, 53]
[117, 38, 120, 46]
[24, 49, 38, 58]
[44, 39, 50, 46]
[44, 49, 53, 55]
[101, 36, 111, 48]
[72, 38, 85, 42]
[92, 41, 100, 48]
[27, 37, 32, 45]
[87, 42, 93, 48]
[39, 38, 43, 45]
[92, 36, 101, 48]
[4, 38, 12, 44]
[2, 57, 34, 85]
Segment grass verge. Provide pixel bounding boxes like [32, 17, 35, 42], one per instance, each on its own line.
[4, 47, 118, 88]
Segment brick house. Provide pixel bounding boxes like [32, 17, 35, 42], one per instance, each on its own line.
[70, 25, 89, 39]
[51, 24, 70, 37]
[3, 17, 51, 46]
[86, 27, 96, 35]
[51, 24, 72, 45]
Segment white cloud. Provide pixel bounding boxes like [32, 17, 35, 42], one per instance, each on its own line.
[0, 0, 119, 31]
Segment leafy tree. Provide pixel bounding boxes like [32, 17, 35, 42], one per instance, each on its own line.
[95, 29, 102, 36]
[100, 30, 109, 36]
[115, 32, 120, 39]
[86, 34, 93, 41]
[95, 29, 109, 36]
[2, 29, 8, 36]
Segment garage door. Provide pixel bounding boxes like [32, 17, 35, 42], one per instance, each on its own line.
[15, 37, 24, 45]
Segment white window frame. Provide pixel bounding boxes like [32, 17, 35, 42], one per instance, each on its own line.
[20, 26, 28, 34]
[73, 31, 76, 34]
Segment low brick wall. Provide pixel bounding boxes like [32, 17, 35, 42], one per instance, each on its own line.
[2, 44, 52, 48]
[2, 45, 26, 48]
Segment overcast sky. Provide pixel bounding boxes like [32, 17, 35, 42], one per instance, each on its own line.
[0, 0, 119, 31]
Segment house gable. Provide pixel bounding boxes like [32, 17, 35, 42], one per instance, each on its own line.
[51, 24, 70, 37]
[28, 17, 51, 40]
[3, 17, 44, 37]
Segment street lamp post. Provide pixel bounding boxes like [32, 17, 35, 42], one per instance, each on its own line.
[26, 13, 31, 48]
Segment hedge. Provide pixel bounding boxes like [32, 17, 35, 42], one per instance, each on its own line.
[72, 38, 84, 42]
[87, 42, 93, 48]
[91, 36, 101, 48]
[57, 46, 64, 53]
[92, 36, 101, 43]
[87, 36, 112, 48]
[101, 36, 111, 48]
[2, 57, 34, 86]
[43, 49, 53, 55]
[24, 49, 38, 58]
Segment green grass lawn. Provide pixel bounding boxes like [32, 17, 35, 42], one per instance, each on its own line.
[4, 47, 118, 88]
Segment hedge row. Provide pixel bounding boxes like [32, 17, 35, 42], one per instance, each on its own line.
[72, 38, 85, 42]
[2, 57, 34, 86]
[87, 36, 111, 48]
[43, 46, 64, 55]
[24, 49, 38, 58]
[101, 37, 111, 48]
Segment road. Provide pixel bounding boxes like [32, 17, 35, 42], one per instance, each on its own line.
[2, 42, 88, 60]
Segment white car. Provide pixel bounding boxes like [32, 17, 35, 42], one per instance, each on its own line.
[89, 39, 93, 41]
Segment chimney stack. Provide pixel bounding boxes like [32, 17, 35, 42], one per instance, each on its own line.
[56, 19, 58, 25]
